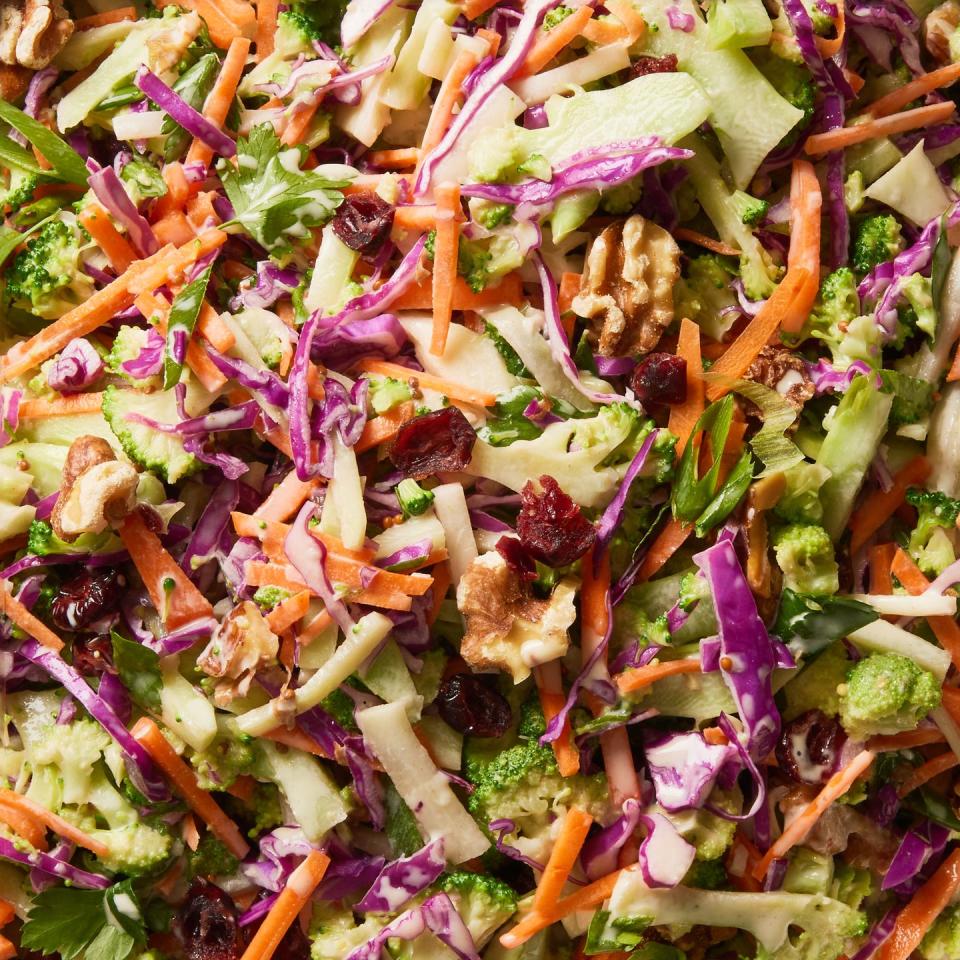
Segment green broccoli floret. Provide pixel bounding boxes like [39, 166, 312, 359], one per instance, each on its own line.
[467, 741, 608, 833]
[772, 524, 840, 596]
[805, 268, 882, 370]
[191, 728, 257, 791]
[395, 478, 435, 517]
[474, 202, 515, 230]
[900, 272, 937, 340]
[90, 821, 173, 876]
[26, 519, 115, 558]
[544, 5, 574, 29]
[774, 462, 830, 525]
[683, 858, 728, 890]
[437, 872, 518, 948]
[839, 652, 942, 740]
[920, 904, 960, 960]
[905, 487, 960, 576]
[310, 904, 384, 960]
[2, 170, 42, 212]
[674, 255, 740, 342]
[4, 217, 94, 319]
[879, 370, 936, 429]
[852, 214, 904, 274]
[456, 235, 523, 294]
[188, 834, 239, 879]
[253, 585, 293, 611]
[730, 189, 770, 227]
[368, 376, 413, 415]
[517, 694, 547, 742]
[102, 385, 199, 483]
[282, 1, 348, 45]
[664, 791, 738, 861]
[783, 847, 834, 896]
[784, 641, 849, 721]
[830, 863, 873, 911]
[246, 781, 283, 838]
[105, 326, 163, 389]
[599, 177, 644, 216]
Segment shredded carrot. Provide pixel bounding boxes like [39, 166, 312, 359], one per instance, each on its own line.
[262, 725, 331, 759]
[78, 204, 136, 272]
[843, 67, 866, 94]
[157, 0, 250, 48]
[367, 148, 421, 170]
[239, 849, 329, 960]
[355, 401, 415, 452]
[673, 227, 740, 258]
[226, 775, 257, 802]
[18, 392, 104, 419]
[848, 456, 930, 555]
[430, 182, 462, 357]
[941, 685, 960, 729]
[390, 272, 522, 312]
[0, 900, 14, 927]
[726, 831, 763, 892]
[196, 301, 235, 352]
[0, 800, 48, 851]
[427, 561, 452, 625]
[75, 6, 136, 27]
[866, 61, 960, 119]
[805, 101, 957, 155]
[753, 750, 876, 880]
[0, 789, 109, 856]
[705, 268, 812, 399]
[813, 2, 844, 57]
[0, 583, 64, 651]
[119, 512, 215, 632]
[534, 807, 594, 913]
[633, 518, 693, 584]
[182, 812, 200, 852]
[780, 159, 822, 335]
[0, 934, 14, 960]
[868, 728, 947, 752]
[187, 37, 251, 168]
[127, 230, 227, 297]
[420, 48, 483, 164]
[948, 339, 960, 383]
[187, 190, 222, 230]
[464, 0, 499, 19]
[617, 658, 702, 693]
[356, 359, 498, 407]
[132, 718, 250, 858]
[516, 5, 594, 79]
[536, 663, 580, 777]
[231, 512, 375, 563]
[255, 0, 279, 61]
[870, 542, 898, 595]
[581, 17, 628, 44]
[604, 0, 646, 42]
[255, 473, 322, 523]
[393, 204, 441, 232]
[282, 100, 320, 147]
[897, 751, 960, 798]
[558, 271, 581, 315]
[153, 162, 190, 220]
[153, 211, 196, 247]
[668, 318, 705, 456]
[264, 590, 310, 634]
[875, 849, 960, 960]
[890, 548, 960, 670]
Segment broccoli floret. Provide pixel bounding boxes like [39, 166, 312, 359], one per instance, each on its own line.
[243, 781, 283, 838]
[830, 863, 873, 911]
[772, 524, 840, 596]
[321, 688, 359, 732]
[774, 462, 830, 525]
[599, 177, 644, 216]
[456, 235, 523, 294]
[756, 54, 816, 145]
[90, 821, 172, 876]
[3, 217, 94, 319]
[674, 255, 740, 342]
[191, 727, 257, 791]
[105, 326, 163, 389]
[730, 189, 770, 227]
[663, 791, 738, 861]
[467, 741, 608, 833]
[517, 694, 547, 742]
[2, 170, 42, 212]
[839, 652, 942, 740]
[683, 858, 728, 890]
[543, 5, 574, 29]
[188, 834, 239, 879]
[368, 376, 413, 415]
[282, 1, 347, 45]
[783, 847, 834, 896]
[805, 268, 882, 370]
[905, 487, 960, 576]
[310, 904, 384, 960]
[784, 641, 849, 721]
[102, 385, 199, 483]
[920, 904, 960, 960]
[879, 370, 936, 429]
[437, 872, 518, 948]
[396, 478, 435, 518]
[900, 272, 937, 340]
[252, 585, 293, 611]
[473, 202, 515, 230]
[852, 214, 904, 274]
[27, 717, 112, 805]
[26, 519, 115, 558]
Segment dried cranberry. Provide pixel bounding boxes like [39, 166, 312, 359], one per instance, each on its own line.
[631, 54, 679, 77]
[496, 536, 537, 582]
[177, 880, 243, 960]
[388, 407, 477, 479]
[50, 569, 122, 632]
[437, 673, 512, 737]
[775, 709, 846, 786]
[630, 353, 687, 406]
[517, 475, 596, 568]
[333, 191, 395, 254]
[136, 503, 164, 534]
[72, 634, 116, 676]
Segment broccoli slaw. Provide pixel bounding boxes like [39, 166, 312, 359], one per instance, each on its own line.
[5, 0, 960, 958]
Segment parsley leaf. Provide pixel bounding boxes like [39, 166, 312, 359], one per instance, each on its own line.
[218, 123, 349, 254]
[111, 632, 162, 711]
[85, 925, 136, 960]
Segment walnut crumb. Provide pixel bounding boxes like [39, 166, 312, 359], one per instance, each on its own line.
[0, 0, 74, 70]
[925, 1, 960, 63]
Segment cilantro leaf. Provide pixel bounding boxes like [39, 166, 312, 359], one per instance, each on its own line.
[111, 632, 162, 711]
[20, 888, 108, 960]
[84, 925, 136, 960]
[218, 123, 350, 253]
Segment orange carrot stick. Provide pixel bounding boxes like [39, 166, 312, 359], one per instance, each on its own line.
[0, 801, 48, 851]
[948, 340, 960, 383]
[0, 934, 14, 960]
[533, 807, 593, 913]
[389, 273, 522, 312]
[633, 518, 693, 584]
[604, 0, 646, 42]
[870, 542, 897, 595]
[264, 590, 310, 634]
[866, 61, 960, 119]
[18, 393, 104, 418]
[0, 583, 64, 651]
[780, 159, 822, 335]
[367, 148, 421, 170]
[813, 2, 844, 57]
[673, 227, 740, 258]
[419, 49, 482, 163]
[897, 751, 960, 798]
[187, 37, 251, 169]
[119, 512, 215, 632]
[78, 205, 136, 272]
[355, 402, 415, 452]
[356, 359, 498, 407]
[255, 473, 322, 523]
[805, 102, 956, 155]
[262, 725, 331, 759]
[536, 663, 580, 777]
[255, 0, 279, 61]
[868, 728, 947, 752]
[616, 658, 702, 694]
[238, 850, 330, 960]
[153, 211, 196, 247]
[0, 789, 110, 856]
[153, 162, 190, 220]
[132, 718, 250, 858]
[753, 750, 876, 879]
[848, 456, 930, 555]
[516, 5, 594, 79]
[874, 849, 960, 960]
[464, 0, 499, 18]
[669, 318, 705, 456]
[281, 100, 320, 147]
[392, 205, 441, 232]
[430, 182, 461, 357]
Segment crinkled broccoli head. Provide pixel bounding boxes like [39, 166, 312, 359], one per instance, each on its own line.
[774, 462, 830, 525]
[367, 376, 413, 415]
[188, 833, 239, 879]
[852, 214, 904, 274]
[3, 217, 94, 319]
[190, 730, 257, 791]
[437, 872, 518, 948]
[674, 255, 740, 342]
[756, 54, 816, 145]
[906, 487, 960, 577]
[662, 790, 738, 862]
[805, 268, 881, 370]
[252, 585, 294, 611]
[921, 904, 960, 960]
[838, 652, 941, 739]
[900, 273, 937, 340]
[90, 821, 173, 876]
[772, 524, 840, 596]
[731, 190, 770, 227]
[26, 519, 117, 558]
[310, 904, 384, 960]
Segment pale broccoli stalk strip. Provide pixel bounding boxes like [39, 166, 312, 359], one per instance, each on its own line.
[852, 214, 905, 274]
[838, 652, 942, 740]
[905, 488, 960, 576]
[771, 524, 840, 595]
[804, 268, 883, 370]
[681, 132, 780, 299]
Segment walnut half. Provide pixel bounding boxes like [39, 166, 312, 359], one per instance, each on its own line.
[925, 1, 960, 64]
[457, 551, 577, 683]
[0, 0, 74, 71]
[572, 214, 680, 358]
[50, 436, 139, 542]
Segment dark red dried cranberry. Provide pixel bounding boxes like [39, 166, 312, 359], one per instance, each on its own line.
[775, 709, 846, 786]
[437, 673, 512, 737]
[517, 475, 596, 568]
[496, 536, 537, 581]
[630, 353, 688, 406]
[631, 54, 679, 77]
[50, 569, 122, 632]
[177, 880, 243, 960]
[72, 634, 116, 676]
[136, 503, 164, 534]
[388, 406, 477, 479]
[333, 191, 395, 254]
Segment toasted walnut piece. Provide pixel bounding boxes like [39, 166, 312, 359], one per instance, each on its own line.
[572, 214, 680, 358]
[743, 345, 815, 416]
[146, 10, 202, 75]
[457, 551, 577, 683]
[0, 2, 22, 64]
[51, 436, 139, 542]
[3, 0, 73, 70]
[0, 62, 29, 98]
[926, 1, 960, 64]
[198, 601, 280, 708]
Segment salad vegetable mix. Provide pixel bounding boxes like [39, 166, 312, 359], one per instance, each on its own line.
[7, 0, 960, 958]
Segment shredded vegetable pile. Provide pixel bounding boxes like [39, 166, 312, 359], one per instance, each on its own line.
[8, 0, 960, 958]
